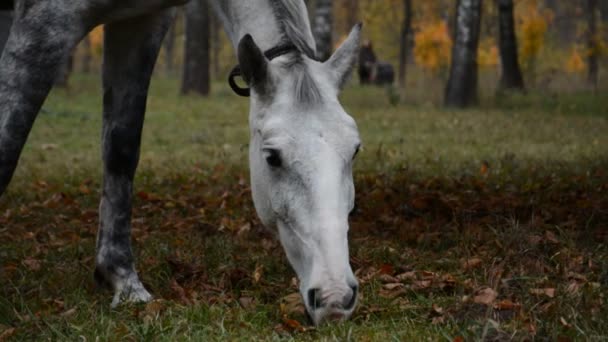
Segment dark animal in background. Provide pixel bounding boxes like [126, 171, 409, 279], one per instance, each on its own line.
[358, 39, 376, 84]
[373, 62, 394, 85]
[358, 39, 394, 86]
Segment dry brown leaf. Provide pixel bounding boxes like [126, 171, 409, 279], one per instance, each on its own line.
[412, 280, 431, 290]
[144, 300, 165, 317]
[565, 281, 581, 295]
[0, 328, 16, 342]
[170, 279, 191, 305]
[60, 308, 77, 318]
[382, 283, 404, 290]
[378, 274, 398, 283]
[395, 271, 416, 281]
[431, 316, 445, 325]
[461, 257, 482, 270]
[252, 264, 263, 284]
[544, 231, 559, 244]
[494, 299, 521, 310]
[282, 317, 306, 332]
[237, 223, 251, 236]
[473, 287, 497, 305]
[238, 297, 255, 310]
[22, 258, 41, 271]
[280, 293, 305, 316]
[420, 270, 436, 280]
[529, 288, 556, 298]
[431, 303, 444, 315]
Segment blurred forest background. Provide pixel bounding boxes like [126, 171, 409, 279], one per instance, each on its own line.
[38, 0, 608, 104]
[1, 1, 608, 340]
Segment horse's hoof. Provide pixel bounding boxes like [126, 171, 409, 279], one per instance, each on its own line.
[110, 273, 153, 308]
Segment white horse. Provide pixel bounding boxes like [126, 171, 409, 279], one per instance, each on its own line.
[0, 0, 362, 325]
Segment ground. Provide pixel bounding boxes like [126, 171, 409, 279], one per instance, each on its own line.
[0, 75, 607, 340]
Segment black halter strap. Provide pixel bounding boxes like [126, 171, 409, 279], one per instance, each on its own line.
[228, 43, 298, 97]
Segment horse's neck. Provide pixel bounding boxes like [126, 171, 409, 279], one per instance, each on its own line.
[210, 0, 311, 52]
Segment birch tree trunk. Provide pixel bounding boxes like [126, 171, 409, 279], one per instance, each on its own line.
[445, 0, 482, 108]
[398, 0, 412, 89]
[181, 0, 210, 96]
[313, 0, 333, 61]
[497, 0, 524, 92]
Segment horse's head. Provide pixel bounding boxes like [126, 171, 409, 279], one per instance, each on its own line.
[238, 25, 362, 325]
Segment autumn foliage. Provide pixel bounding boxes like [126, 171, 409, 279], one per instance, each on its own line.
[413, 20, 452, 74]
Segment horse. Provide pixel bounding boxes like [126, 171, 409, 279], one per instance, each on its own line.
[0, 0, 362, 325]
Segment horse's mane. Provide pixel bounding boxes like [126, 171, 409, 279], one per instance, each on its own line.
[268, 0, 317, 59]
[269, 1, 323, 105]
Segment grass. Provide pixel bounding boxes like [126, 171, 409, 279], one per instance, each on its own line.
[1, 74, 607, 340]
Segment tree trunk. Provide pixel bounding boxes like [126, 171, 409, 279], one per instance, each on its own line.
[497, 0, 524, 92]
[586, 0, 599, 90]
[163, 15, 176, 76]
[398, 0, 412, 88]
[445, 0, 482, 108]
[211, 12, 220, 79]
[0, 10, 11, 55]
[181, 0, 210, 96]
[313, 0, 333, 61]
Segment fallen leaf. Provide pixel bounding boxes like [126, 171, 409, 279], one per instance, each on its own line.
[461, 257, 482, 270]
[473, 287, 497, 305]
[565, 281, 581, 296]
[60, 308, 77, 318]
[395, 271, 416, 281]
[379, 264, 394, 275]
[559, 317, 572, 328]
[280, 293, 305, 316]
[382, 283, 404, 290]
[529, 288, 555, 298]
[253, 264, 263, 284]
[378, 274, 399, 283]
[282, 317, 306, 332]
[544, 231, 559, 244]
[0, 328, 16, 342]
[22, 258, 41, 271]
[480, 161, 489, 176]
[238, 297, 255, 310]
[494, 299, 521, 310]
[411, 280, 431, 290]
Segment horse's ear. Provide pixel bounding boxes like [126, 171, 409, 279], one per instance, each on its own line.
[325, 23, 362, 90]
[238, 34, 270, 96]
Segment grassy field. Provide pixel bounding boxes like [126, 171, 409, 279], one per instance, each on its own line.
[1, 74, 607, 340]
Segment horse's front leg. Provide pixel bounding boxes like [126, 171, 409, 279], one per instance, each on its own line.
[0, 4, 84, 195]
[94, 10, 173, 307]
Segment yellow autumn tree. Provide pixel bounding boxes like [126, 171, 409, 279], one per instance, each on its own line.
[89, 25, 104, 57]
[565, 47, 585, 73]
[359, 0, 403, 65]
[478, 37, 499, 68]
[413, 20, 452, 74]
[516, 0, 552, 82]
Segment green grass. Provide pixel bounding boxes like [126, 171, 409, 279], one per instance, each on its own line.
[1, 74, 607, 340]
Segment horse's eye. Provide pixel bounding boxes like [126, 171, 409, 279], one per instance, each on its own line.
[265, 149, 282, 168]
[352, 144, 361, 160]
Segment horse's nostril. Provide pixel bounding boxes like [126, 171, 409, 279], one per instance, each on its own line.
[343, 285, 358, 310]
[308, 288, 322, 310]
